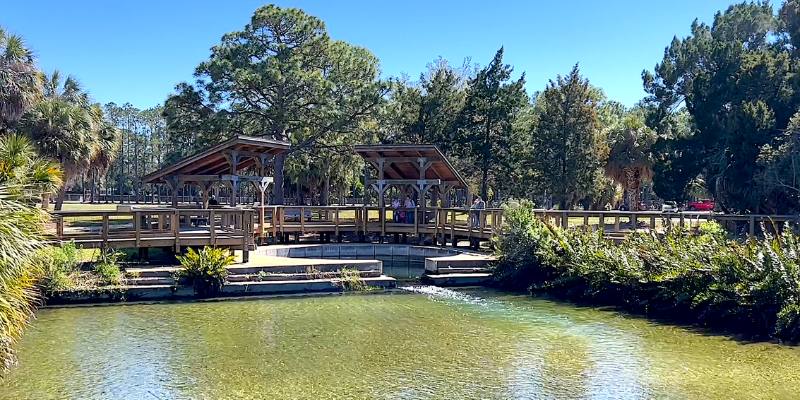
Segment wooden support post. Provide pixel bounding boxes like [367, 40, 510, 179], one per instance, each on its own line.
[242, 210, 250, 263]
[56, 215, 64, 238]
[272, 206, 278, 243]
[209, 210, 216, 246]
[631, 213, 638, 232]
[300, 207, 305, 234]
[649, 216, 656, 232]
[583, 215, 589, 231]
[380, 206, 386, 238]
[173, 210, 181, 253]
[614, 216, 620, 232]
[561, 211, 569, 229]
[433, 208, 439, 245]
[334, 208, 340, 239]
[598, 213, 605, 236]
[749, 215, 756, 238]
[134, 211, 141, 248]
[450, 210, 456, 247]
[101, 214, 109, 249]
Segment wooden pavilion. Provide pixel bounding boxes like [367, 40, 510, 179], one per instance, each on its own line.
[141, 135, 290, 208]
[354, 144, 468, 210]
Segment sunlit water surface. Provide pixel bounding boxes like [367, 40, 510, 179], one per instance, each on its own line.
[1, 287, 799, 399]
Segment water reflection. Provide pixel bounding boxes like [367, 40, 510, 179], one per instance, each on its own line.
[2, 288, 800, 399]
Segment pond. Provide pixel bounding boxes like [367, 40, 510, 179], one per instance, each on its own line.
[2, 287, 799, 399]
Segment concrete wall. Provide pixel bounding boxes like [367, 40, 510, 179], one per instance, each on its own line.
[259, 244, 463, 279]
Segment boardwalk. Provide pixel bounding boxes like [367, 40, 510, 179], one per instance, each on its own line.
[50, 205, 800, 260]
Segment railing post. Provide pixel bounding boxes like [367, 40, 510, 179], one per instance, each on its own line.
[242, 210, 250, 263]
[334, 207, 340, 239]
[450, 209, 456, 246]
[561, 211, 569, 229]
[56, 214, 64, 239]
[631, 212, 638, 232]
[173, 209, 181, 253]
[598, 213, 605, 236]
[614, 215, 620, 232]
[134, 211, 141, 248]
[749, 215, 756, 238]
[300, 207, 305, 234]
[101, 214, 109, 249]
[209, 209, 216, 246]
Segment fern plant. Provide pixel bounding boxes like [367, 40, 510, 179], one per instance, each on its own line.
[175, 247, 235, 297]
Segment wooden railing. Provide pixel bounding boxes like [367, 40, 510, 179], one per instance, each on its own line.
[49, 206, 799, 252]
[51, 207, 255, 260]
[529, 209, 799, 238]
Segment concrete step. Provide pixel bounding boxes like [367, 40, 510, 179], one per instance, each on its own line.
[227, 259, 380, 275]
[227, 269, 382, 282]
[125, 266, 180, 278]
[424, 253, 495, 273]
[422, 272, 492, 287]
[127, 276, 176, 286]
[435, 267, 491, 274]
[222, 276, 397, 294]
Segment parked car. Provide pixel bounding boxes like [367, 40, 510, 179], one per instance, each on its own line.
[661, 201, 679, 212]
[686, 199, 715, 211]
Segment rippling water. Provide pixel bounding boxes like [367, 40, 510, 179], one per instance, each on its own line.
[2, 287, 799, 399]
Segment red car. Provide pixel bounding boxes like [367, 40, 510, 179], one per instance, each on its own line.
[687, 199, 715, 211]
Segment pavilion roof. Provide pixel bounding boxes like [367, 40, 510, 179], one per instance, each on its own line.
[353, 144, 467, 188]
[141, 135, 290, 184]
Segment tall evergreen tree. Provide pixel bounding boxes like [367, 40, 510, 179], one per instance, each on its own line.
[456, 48, 527, 199]
[528, 64, 603, 209]
[163, 5, 387, 204]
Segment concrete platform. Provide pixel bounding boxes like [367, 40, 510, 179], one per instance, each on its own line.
[422, 273, 492, 286]
[424, 253, 495, 273]
[223, 276, 396, 295]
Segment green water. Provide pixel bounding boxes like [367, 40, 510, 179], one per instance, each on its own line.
[2, 287, 799, 399]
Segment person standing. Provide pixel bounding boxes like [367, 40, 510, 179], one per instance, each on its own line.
[391, 197, 401, 222]
[470, 196, 485, 227]
[404, 195, 416, 224]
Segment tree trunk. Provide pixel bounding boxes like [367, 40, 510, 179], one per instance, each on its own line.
[54, 184, 67, 211]
[321, 173, 331, 206]
[272, 153, 286, 205]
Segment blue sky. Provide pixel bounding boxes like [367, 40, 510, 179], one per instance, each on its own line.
[2, 1, 739, 109]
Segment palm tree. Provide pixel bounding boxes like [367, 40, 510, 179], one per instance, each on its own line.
[0, 133, 63, 205]
[0, 27, 42, 131]
[604, 114, 656, 211]
[21, 72, 119, 210]
[87, 104, 121, 202]
[0, 134, 55, 372]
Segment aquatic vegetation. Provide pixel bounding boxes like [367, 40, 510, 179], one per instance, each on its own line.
[493, 202, 800, 342]
[335, 268, 371, 292]
[175, 247, 234, 297]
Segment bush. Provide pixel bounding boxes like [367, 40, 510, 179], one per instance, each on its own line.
[175, 247, 235, 297]
[492, 202, 800, 342]
[93, 249, 124, 286]
[335, 268, 372, 292]
[37, 242, 80, 293]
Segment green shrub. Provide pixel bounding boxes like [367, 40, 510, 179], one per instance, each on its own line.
[37, 242, 80, 293]
[492, 202, 800, 342]
[175, 247, 235, 297]
[335, 268, 371, 292]
[93, 249, 124, 286]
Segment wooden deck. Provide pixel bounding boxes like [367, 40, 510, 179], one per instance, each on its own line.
[49, 206, 800, 257]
